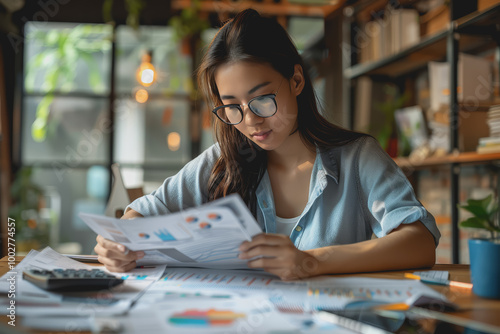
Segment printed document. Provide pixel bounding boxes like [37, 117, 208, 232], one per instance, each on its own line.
[0, 247, 166, 317]
[80, 194, 263, 269]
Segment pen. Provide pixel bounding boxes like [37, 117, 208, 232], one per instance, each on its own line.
[135, 266, 155, 269]
[404, 273, 473, 289]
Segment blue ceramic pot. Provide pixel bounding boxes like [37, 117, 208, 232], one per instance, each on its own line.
[468, 239, 500, 299]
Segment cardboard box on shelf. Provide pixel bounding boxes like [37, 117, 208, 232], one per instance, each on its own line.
[458, 111, 490, 152]
[431, 110, 489, 152]
[428, 54, 493, 113]
[420, 5, 449, 38]
[478, 0, 500, 11]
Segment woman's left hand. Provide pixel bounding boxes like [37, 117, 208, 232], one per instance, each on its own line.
[238, 233, 318, 280]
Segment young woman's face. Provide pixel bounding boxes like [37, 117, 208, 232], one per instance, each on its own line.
[214, 61, 301, 152]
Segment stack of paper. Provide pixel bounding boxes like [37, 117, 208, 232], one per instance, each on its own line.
[80, 194, 263, 269]
[477, 105, 500, 153]
[487, 105, 500, 137]
[0, 247, 166, 330]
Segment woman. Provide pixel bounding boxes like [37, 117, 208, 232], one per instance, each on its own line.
[95, 9, 440, 279]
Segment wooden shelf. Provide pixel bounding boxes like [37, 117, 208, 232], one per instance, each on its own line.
[345, 33, 494, 79]
[456, 3, 500, 33]
[344, 4, 499, 79]
[171, 0, 343, 18]
[344, 30, 448, 79]
[394, 151, 500, 169]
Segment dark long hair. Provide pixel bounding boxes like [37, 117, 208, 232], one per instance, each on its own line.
[197, 9, 365, 215]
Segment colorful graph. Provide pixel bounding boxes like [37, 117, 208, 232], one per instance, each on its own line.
[185, 216, 198, 223]
[138, 233, 150, 239]
[121, 274, 149, 280]
[154, 228, 177, 241]
[207, 213, 222, 221]
[199, 222, 211, 229]
[168, 309, 245, 327]
[307, 287, 412, 300]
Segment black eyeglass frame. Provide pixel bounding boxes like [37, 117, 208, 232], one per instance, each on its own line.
[212, 78, 284, 125]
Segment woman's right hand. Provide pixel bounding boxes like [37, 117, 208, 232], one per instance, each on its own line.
[94, 235, 145, 272]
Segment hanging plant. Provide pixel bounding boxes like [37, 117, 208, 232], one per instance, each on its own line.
[102, 0, 145, 29]
[25, 24, 111, 142]
[169, 0, 210, 47]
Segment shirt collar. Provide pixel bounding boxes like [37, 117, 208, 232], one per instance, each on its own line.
[317, 147, 339, 184]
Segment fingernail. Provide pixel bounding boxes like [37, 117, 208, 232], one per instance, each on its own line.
[136, 252, 145, 259]
[118, 245, 126, 252]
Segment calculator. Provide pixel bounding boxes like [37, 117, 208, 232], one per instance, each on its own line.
[23, 269, 125, 291]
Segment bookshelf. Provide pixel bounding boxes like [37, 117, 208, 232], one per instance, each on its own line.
[342, 1, 500, 264]
[344, 31, 494, 79]
[394, 152, 500, 169]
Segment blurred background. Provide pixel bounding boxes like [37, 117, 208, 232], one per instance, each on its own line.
[1, 0, 499, 264]
[0, 0, 332, 256]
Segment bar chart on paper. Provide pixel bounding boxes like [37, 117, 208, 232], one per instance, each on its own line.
[160, 268, 281, 290]
[142, 268, 310, 313]
[306, 277, 446, 311]
[168, 309, 246, 327]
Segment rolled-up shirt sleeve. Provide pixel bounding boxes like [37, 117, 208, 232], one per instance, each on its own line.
[356, 137, 441, 246]
[125, 144, 220, 216]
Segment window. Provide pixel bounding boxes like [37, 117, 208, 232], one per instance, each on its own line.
[19, 23, 213, 254]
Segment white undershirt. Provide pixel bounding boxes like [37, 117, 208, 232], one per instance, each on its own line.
[275, 215, 300, 236]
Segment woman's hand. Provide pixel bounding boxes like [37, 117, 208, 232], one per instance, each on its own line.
[94, 235, 145, 272]
[238, 233, 318, 280]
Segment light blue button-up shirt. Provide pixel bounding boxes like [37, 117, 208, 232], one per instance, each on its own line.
[126, 136, 441, 250]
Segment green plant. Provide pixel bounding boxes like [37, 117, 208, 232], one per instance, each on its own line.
[25, 24, 111, 142]
[169, 0, 210, 43]
[373, 85, 409, 151]
[102, 0, 145, 29]
[458, 194, 500, 240]
[8, 167, 44, 238]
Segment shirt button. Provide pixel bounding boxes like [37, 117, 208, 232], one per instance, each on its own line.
[295, 226, 302, 232]
[262, 200, 268, 208]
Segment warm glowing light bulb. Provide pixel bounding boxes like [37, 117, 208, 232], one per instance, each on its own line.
[141, 69, 155, 84]
[136, 53, 156, 87]
[167, 132, 181, 151]
[135, 89, 149, 103]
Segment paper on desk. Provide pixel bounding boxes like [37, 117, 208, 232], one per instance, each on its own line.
[80, 194, 263, 269]
[0, 247, 90, 296]
[0, 247, 166, 317]
[306, 277, 451, 310]
[135, 267, 312, 312]
[106, 295, 300, 334]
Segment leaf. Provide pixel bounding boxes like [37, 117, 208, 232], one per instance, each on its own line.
[458, 204, 490, 221]
[457, 194, 497, 221]
[459, 217, 489, 230]
[468, 194, 493, 211]
[31, 118, 47, 142]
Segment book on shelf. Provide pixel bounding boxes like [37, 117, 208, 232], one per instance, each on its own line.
[486, 105, 500, 136]
[476, 144, 500, 154]
[479, 136, 500, 146]
[477, 134, 500, 154]
[391, 8, 420, 54]
[357, 6, 419, 63]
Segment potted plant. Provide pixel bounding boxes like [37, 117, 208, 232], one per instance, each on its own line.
[458, 194, 500, 299]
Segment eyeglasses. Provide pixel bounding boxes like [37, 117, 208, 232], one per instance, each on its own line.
[212, 78, 285, 125]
